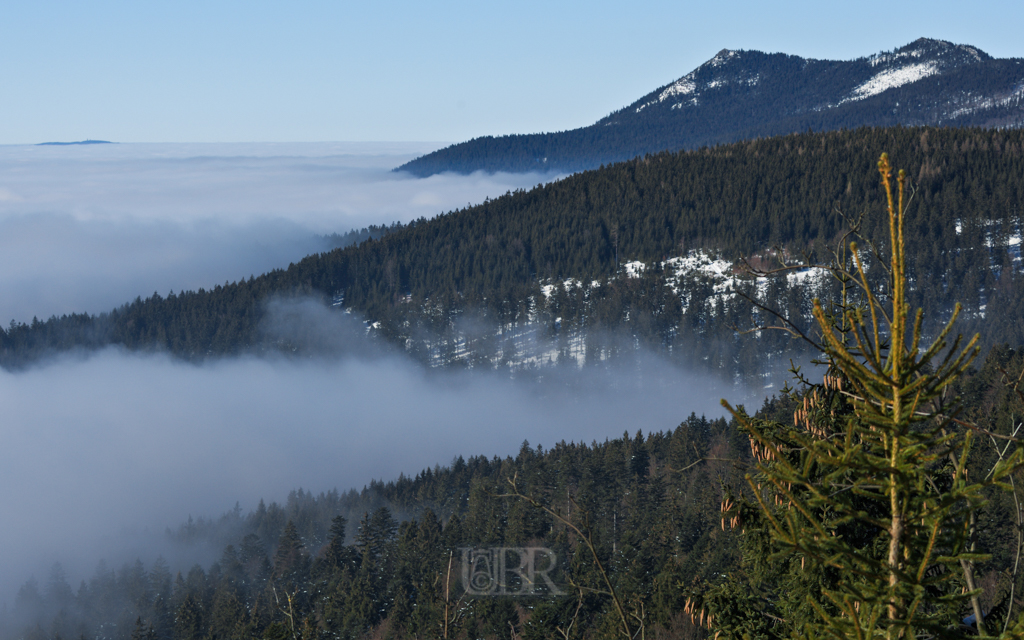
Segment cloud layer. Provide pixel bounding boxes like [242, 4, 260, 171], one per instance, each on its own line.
[0, 142, 555, 322]
[0, 338, 736, 605]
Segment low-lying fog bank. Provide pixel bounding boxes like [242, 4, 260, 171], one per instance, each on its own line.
[0, 333, 751, 609]
[0, 142, 558, 323]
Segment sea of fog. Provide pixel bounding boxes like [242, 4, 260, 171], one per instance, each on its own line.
[0, 141, 553, 323]
[0, 142, 740, 607]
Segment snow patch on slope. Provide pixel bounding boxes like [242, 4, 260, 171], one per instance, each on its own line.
[664, 253, 735, 284]
[540, 278, 600, 299]
[623, 260, 647, 278]
[946, 81, 1024, 119]
[633, 251, 828, 296]
[636, 75, 697, 113]
[634, 49, 748, 113]
[841, 62, 940, 104]
[710, 49, 739, 67]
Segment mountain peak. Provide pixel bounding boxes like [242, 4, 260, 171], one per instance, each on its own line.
[706, 48, 742, 69]
[397, 38, 1024, 177]
[629, 38, 997, 116]
[895, 37, 990, 62]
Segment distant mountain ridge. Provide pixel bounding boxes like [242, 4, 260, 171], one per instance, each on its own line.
[397, 38, 1024, 176]
[37, 139, 113, 146]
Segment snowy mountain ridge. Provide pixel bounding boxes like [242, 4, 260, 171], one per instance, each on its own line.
[625, 38, 999, 119]
[399, 38, 1024, 177]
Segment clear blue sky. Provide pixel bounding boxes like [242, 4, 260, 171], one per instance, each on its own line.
[2, 0, 1022, 144]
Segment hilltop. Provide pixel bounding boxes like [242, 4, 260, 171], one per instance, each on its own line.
[397, 39, 1024, 176]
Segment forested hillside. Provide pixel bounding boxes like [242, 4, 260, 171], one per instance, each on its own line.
[398, 39, 1024, 176]
[5, 345, 1024, 640]
[3, 126, 1024, 382]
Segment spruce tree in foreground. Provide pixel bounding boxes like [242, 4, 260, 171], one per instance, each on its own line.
[689, 154, 1024, 639]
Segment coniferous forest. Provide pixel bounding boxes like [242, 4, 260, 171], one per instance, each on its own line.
[4, 127, 1024, 382]
[5, 345, 1024, 640]
[6, 129, 1024, 639]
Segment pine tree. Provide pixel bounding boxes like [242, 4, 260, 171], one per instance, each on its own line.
[173, 594, 203, 640]
[130, 617, 157, 640]
[273, 521, 308, 584]
[690, 154, 1024, 639]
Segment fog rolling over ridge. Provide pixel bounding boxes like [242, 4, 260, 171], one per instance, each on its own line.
[0, 144, 747, 610]
[0, 295, 745, 610]
[0, 142, 558, 323]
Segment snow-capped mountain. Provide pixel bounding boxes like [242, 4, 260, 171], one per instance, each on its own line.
[612, 38, 1003, 123]
[399, 38, 1024, 176]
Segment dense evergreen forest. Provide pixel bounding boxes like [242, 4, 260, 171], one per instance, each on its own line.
[3, 127, 1024, 383]
[397, 40, 1024, 176]
[5, 345, 1024, 640]
[319, 223, 405, 253]
[6, 131, 1024, 638]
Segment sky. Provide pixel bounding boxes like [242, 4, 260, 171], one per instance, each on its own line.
[2, 0, 1023, 144]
